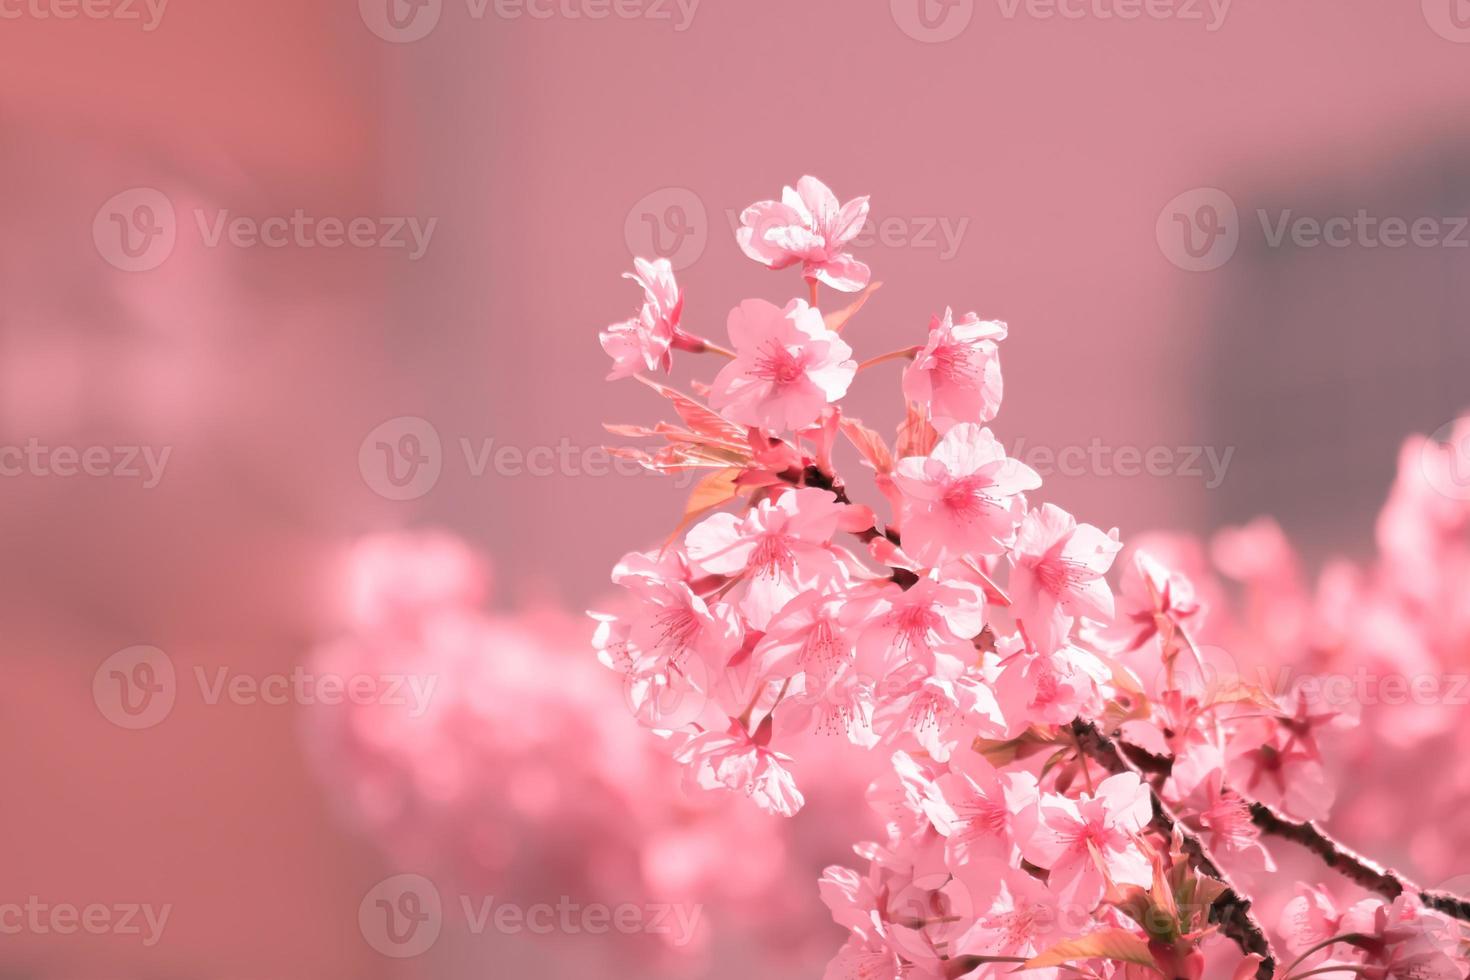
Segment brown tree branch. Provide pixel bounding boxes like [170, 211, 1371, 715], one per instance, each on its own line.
[798, 460, 1470, 965]
[1069, 718, 1278, 980]
[1246, 801, 1470, 921]
[796, 464, 917, 587]
[1099, 728, 1470, 925]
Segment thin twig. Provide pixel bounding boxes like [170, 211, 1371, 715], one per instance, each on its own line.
[796, 465, 917, 587]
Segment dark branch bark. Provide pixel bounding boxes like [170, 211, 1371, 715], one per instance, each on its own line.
[1247, 801, 1470, 921]
[796, 465, 917, 587]
[1098, 729, 1470, 925]
[798, 461, 1470, 969]
[1069, 718, 1278, 980]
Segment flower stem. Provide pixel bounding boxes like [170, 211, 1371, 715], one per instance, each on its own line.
[857, 346, 920, 371]
[1279, 933, 1372, 979]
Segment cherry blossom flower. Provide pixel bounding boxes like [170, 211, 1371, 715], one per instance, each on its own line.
[1095, 548, 1204, 653]
[709, 297, 857, 431]
[1019, 772, 1153, 907]
[823, 933, 901, 980]
[902, 309, 1007, 430]
[1009, 503, 1122, 654]
[772, 665, 879, 748]
[1340, 896, 1465, 980]
[736, 175, 872, 292]
[612, 565, 744, 673]
[1190, 777, 1275, 876]
[593, 179, 1470, 980]
[1278, 883, 1345, 955]
[954, 864, 1068, 976]
[599, 256, 683, 380]
[1225, 713, 1336, 823]
[684, 486, 848, 628]
[893, 423, 1041, 566]
[307, 532, 885, 975]
[922, 762, 1037, 865]
[753, 589, 853, 682]
[993, 642, 1112, 726]
[847, 576, 987, 679]
[675, 718, 805, 816]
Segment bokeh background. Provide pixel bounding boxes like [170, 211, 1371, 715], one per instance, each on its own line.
[2, 1, 1469, 978]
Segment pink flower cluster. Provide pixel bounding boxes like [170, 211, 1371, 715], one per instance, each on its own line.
[301, 531, 878, 974]
[596, 176, 1470, 980]
[1125, 417, 1470, 902]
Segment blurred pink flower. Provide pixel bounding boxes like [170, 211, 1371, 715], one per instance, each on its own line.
[304, 530, 877, 974]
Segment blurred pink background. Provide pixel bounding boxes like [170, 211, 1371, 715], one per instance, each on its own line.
[2, 2, 1468, 978]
